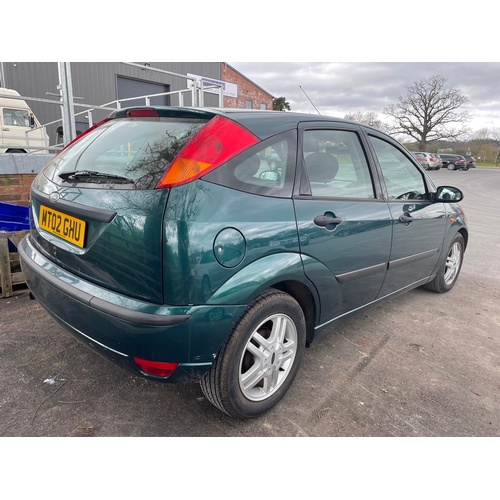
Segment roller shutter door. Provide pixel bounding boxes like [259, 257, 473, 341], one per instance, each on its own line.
[117, 77, 170, 107]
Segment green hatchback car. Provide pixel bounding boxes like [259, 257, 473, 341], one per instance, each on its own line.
[19, 107, 467, 418]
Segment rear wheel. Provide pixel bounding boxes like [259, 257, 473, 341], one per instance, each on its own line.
[447, 163, 456, 171]
[423, 233, 464, 293]
[200, 289, 306, 418]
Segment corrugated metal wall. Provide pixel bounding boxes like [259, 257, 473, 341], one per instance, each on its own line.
[1, 62, 221, 144]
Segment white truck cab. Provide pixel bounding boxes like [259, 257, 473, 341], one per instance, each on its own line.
[0, 87, 48, 154]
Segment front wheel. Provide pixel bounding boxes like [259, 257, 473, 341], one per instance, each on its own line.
[447, 163, 456, 171]
[423, 233, 464, 293]
[200, 289, 306, 418]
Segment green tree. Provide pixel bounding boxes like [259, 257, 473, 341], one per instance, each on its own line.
[384, 75, 470, 151]
[273, 97, 291, 111]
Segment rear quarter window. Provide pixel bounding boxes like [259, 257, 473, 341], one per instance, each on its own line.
[203, 130, 297, 198]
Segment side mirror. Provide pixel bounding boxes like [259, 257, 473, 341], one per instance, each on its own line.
[29, 114, 35, 128]
[435, 186, 464, 203]
[259, 170, 280, 182]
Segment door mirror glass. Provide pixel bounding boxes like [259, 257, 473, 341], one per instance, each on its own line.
[435, 186, 463, 202]
[259, 170, 280, 182]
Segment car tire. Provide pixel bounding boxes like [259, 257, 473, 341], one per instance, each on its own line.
[447, 163, 456, 171]
[423, 233, 464, 293]
[200, 289, 306, 418]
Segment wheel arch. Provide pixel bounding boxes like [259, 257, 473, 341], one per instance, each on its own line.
[271, 280, 316, 347]
[458, 227, 468, 250]
[206, 253, 321, 346]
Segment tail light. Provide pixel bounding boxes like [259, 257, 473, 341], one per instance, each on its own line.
[133, 357, 178, 378]
[155, 115, 259, 189]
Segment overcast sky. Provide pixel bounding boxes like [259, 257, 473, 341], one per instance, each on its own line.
[228, 62, 500, 133]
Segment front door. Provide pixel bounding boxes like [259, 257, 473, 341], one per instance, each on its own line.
[366, 134, 447, 297]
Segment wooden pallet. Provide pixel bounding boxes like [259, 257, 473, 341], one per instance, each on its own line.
[0, 230, 29, 298]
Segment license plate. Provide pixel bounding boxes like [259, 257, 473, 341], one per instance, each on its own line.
[39, 205, 86, 248]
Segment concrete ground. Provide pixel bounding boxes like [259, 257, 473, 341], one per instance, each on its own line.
[1, 168, 499, 437]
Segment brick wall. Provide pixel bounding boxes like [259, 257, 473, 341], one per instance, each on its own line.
[222, 64, 273, 110]
[0, 174, 35, 206]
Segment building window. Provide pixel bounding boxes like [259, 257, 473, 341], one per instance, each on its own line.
[245, 100, 252, 109]
[260, 103, 267, 110]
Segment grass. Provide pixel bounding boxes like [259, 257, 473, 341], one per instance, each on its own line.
[476, 162, 499, 167]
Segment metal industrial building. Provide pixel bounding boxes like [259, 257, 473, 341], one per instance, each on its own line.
[0, 62, 274, 149]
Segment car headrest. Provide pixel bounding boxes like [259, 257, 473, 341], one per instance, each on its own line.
[305, 152, 339, 183]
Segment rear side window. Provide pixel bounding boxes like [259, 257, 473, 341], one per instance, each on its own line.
[203, 130, 297, 197]
[302, 129, 375, 199]
[42, 117, 208, 189]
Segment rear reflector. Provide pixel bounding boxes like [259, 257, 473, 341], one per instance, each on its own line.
[133, 357, 179, 378]
[155, 115, 259, 189]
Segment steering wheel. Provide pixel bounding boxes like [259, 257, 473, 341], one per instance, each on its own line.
[396, 190, 419, 200]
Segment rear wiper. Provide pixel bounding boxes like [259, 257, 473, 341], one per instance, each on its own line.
[59, 170, 133, 183]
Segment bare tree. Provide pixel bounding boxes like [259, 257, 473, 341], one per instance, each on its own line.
[344, 111, 388, 132]
[470, 127, 500, 142]
[384, 75, 470, 150]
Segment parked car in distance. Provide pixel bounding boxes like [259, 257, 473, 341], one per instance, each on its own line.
[414, 152, 441, 170]
[461, 154, 477, 168]
[411, 152, 430, 169]
[19, 107, 469, 418]
[433, 154, 443, 169]
[439, 154, 468, 171]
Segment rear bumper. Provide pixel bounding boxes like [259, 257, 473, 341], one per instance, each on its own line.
[19, 235, 244, 383]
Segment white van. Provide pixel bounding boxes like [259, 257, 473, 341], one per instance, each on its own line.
[0, 87, 49, 154]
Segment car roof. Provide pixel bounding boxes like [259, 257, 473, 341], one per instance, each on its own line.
[110, 106, 391, 141]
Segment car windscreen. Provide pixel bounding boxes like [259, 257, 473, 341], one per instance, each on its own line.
[42, 117, 208, 189]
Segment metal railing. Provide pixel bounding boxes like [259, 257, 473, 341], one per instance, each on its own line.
[1, 62, 225, 152]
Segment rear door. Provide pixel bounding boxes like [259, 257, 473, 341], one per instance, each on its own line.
[366, 133, 447, 297]
[293, 123, 392, 325]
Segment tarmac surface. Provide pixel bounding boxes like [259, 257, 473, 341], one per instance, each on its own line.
[1, 168, 499, 437]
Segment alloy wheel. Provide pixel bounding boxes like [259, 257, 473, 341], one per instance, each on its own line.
[444, 242, 462, 286]
[239, 313, 298, 401]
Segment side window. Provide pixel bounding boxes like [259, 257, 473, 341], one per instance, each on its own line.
[203, 130, 296, 198]
[369, 136, 427, 200]
[302, 129, 375, 199]
[3, 108, 30, 127]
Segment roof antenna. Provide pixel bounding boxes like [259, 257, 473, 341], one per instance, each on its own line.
[299, 85, 321, 115]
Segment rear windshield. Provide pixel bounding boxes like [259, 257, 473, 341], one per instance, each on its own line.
[42, 117, 208, 189]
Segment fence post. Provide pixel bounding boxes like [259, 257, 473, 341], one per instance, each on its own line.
[58, 62, 77, 145]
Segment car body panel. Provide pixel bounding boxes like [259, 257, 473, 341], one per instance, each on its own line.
[377, 200, 447, 295]
[294, 198, 392, 321]
[161, 180, 300, 305]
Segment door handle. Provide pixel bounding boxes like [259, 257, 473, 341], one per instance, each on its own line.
[399, 215, 414, 223]
[314, 215, 343, 227]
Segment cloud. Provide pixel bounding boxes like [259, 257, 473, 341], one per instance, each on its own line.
[229, 62, 500, 130]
